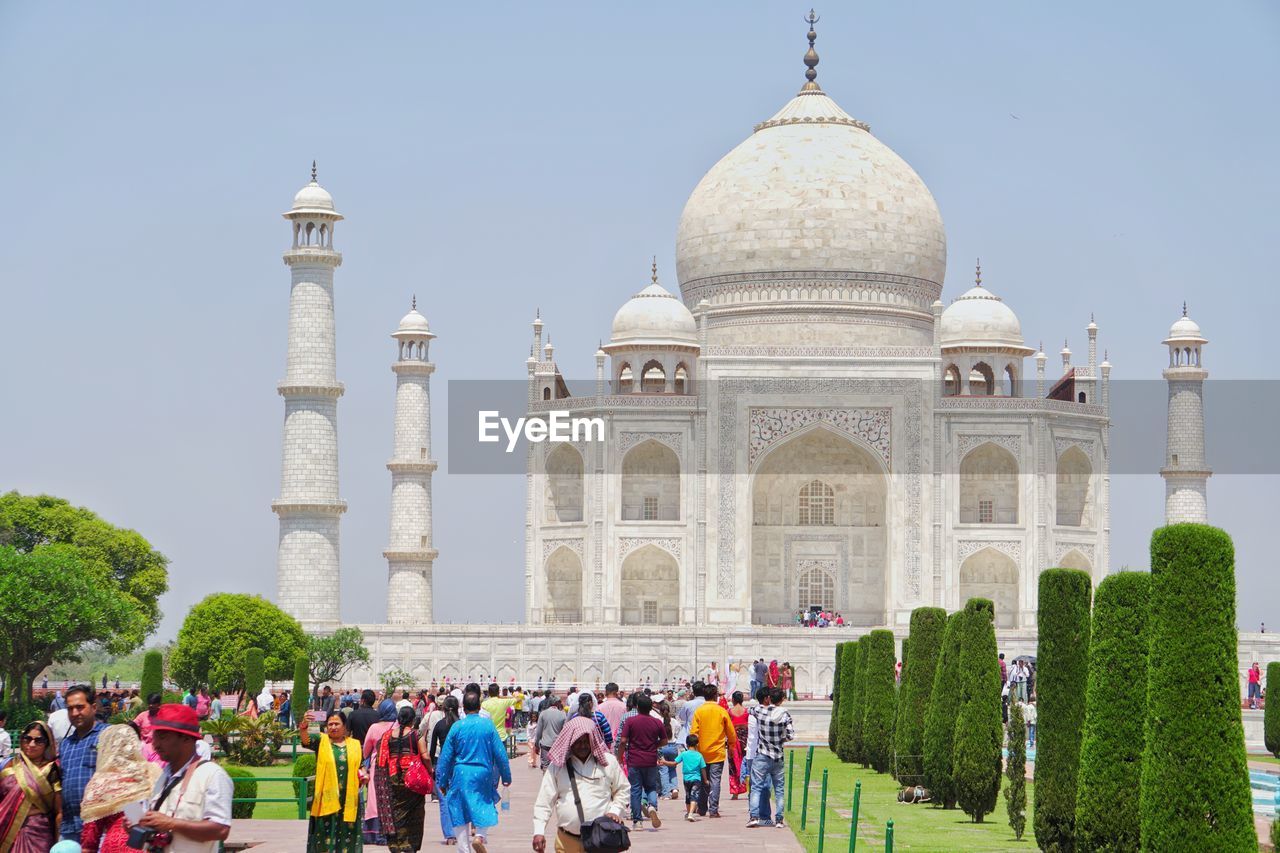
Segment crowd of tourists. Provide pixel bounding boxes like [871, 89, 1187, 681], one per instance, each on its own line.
[795, 609, 847, 627]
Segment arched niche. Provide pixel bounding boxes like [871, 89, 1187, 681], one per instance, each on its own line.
[958, 547, 1019, 628]
[1059, 548, 1092, 573]
[620, 440, 680, 521]
[620, 544, 679, 625]
[959, 442, 1019, 524]
[1055, 446, 1093, 527]
[544, 546, 583, 623]
[545, 444, 584, 522]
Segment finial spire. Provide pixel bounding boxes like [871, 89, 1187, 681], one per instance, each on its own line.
[651, 255, 658, 285]
[802, 9, 821, 91]
[975, 258, 982, 287]
[411, 294, 417, 311]
[311, 160, 317, 182]
[1182, 301, 1187, 317]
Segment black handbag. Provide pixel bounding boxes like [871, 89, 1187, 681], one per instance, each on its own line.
[567, 761, 631, 852]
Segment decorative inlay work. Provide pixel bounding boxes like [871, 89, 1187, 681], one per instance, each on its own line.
[1055, 542, 1096, 565]
[529, 395, 697, 413]
[957, 539, 1023, 563]
[939, 397, 1107, 417]
[706, 345, 936, 359]
[748, 408, 891, 470]
[681, 269, 942, 307]
[619, 432, 683, 456]
[1054, 437, 1097, 465]
[957, 434, 1021, 460]
[618, 537, 683, 561]
[541, 538, 584, 563]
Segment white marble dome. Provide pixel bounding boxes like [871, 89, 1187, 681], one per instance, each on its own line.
[940, 285, 1026, 349]
[291, 180, 337, 215]
[610, 283, 698, 347]
[397, 308, 431, 334]
[675, 88, 946, 292]
[1167, 313, 1204, 341]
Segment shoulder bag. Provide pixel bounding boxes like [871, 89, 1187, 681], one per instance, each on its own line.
[567, 761, 630, 852]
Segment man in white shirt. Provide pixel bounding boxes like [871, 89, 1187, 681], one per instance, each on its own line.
[138, 704, 234, 853]
[532, 716, 630, 853]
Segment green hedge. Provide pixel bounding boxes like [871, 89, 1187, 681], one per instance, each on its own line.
[1140, 524, 1254, 851]
[292, 654, 309, 725]
[140, 649, 164, 699]
[828, 642, 844, 752]
[862, 629, 897, 773]
[1005, 701, 1027, 840]
[954, 599, 1002, 823]
[223, 765, 258, 819]
[1075, 571, 1150, 852]
[835, 640, 860, 762]
[894, 607, 945, 783]
[1034, 569, 1092, 851]
[244, 647, 265, 699]
[923, 611, 964, 808]
[292, 752, 317, 799]
[852, 638, 871, 766]
[1266, 661, 1280, 758]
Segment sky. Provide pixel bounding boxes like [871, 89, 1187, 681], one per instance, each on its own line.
[1, 2, 1277, 640]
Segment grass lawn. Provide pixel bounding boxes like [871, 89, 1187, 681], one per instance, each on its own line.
[219, 762, 309, 820]
[1249, 753, 1280, 766]
[783, 747, 1035, 852]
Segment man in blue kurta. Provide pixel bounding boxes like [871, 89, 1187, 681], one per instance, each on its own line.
[436, 690, 512, 853]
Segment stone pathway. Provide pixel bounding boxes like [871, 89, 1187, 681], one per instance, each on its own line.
[226, 747, 804, 851]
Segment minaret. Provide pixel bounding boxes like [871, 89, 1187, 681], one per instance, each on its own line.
[1161, 303, 1211, 523]
[384, 298, 439, 624]
[274, 164, 346, 628]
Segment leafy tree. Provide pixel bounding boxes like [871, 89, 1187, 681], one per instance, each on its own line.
[1266, 661, 1280, 758]
[379, 665, 414, 697]
[828, 642, 844, 752]
[1035, 569, 1092, 851]
[0, 545, 134, 703]
[0, 492, 168, 653]
[894, 607, 946, 783]
[1005, 701, 1027, 840]
[923, 611, 964, 808]
[140, 649, 164, 699]
[835, 641, 859, 761]
[1075, 571, 1150, 852]
[1140, 525, 1254, 852]
[169, 594, 305, 693]
[244, 648, 265, 698]
[292, 654, 310, 725]
[307, 627, 371, 688]
[861, 629, 897, 773]
[954, 599, 1002, 823]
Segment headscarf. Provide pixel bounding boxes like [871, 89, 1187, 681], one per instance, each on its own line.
[15, 721, 57, 764]
[79, 725, 162, 821]
[545, 715, 610, 769]
[769, 660, 781, 685]
[376, 699, 397, 722]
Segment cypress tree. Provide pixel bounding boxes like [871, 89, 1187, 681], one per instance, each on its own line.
[828, 642, 843, 752]
[953, 599, 1002, 823]
[244, 647, 265, 699]
[140, 649, 164, 700]
[1140, 524, 1254, 852]
[923, 611, 964, 808]
[1265, 661, 1280, 758]
[852, 637, 871, 766]
[1005, 701, 1027, 840]
[861, 629, 897, 773]
[894, 607, 946, 783]
[291, 654, 309, 725]
[1034, 569, 1092, 851]
[836, 640, 860, 762]
[1075, 571, 1151, 852]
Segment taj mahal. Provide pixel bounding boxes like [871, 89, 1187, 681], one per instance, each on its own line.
[269, 20, 1227, 695]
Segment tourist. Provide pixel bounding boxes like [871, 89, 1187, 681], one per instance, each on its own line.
[706, 662, 720, 691]
[59, 685, 107, 842]
[1023, 699, 1038, 748]
[134, 693, 163, 763]
[741, 687, 769, 824]
[208, 692, 223, 723]
[348, 690, 380, 744]
[531, 715, 630, 852]
[597, 683, 626, 744]
[767, 660, 781, 690]
[480, 683, 519, 746]
[360, 698, 400, 842]
[653, 698, 680, 801]
[429, 695, 461, 844]
[533, 695, 568, 771]
[320, 686, 336, 716]
[135, 705, 234, 852]
[689, 684, 737, 817]
[676, 681, 705, 737]
[195, 688, 211, 722]
[78, 724, 160, 851]
[1248, 662, 1262, 709]
[435, 691, 512, 853]
[751, 660, 766, 697]
[370, 705, 428, 853]
[299, 710, 366, 853]
[257, 685, 275, 717]
[617, 692, 666, 830]
[659, 734, 708, 822]
[726, 691, 749, 801]
[998, 653, 1007, 686]
[748, 688, 794, 829]
[0, 721, 61, 849]
[50, 691, 66, 713]
[571, 694, 613, 749]
[781, 662, 796, 701]
[418, 693, 446, 755]
[0, 711, 9, 764]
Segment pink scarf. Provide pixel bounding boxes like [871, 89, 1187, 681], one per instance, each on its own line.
[545, 716, 610, 769]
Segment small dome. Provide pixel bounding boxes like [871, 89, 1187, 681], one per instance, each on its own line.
[609, 283, 698, 347]
[940, 285, 1026, 349]
[1167, 314, 1203, 341]
[398, 308, 431, 333]
[290, 180, 338, 215]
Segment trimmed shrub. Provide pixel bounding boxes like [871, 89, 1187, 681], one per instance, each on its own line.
[223, 765, 258, 819]
[244, 647, 265, 699]
[1273, 817, 1279, 851]
[894, 607, 946, 783]
[1075, 571, 1150, 853]
[923, 611, 964, 808]
[1266, 661, 1280, 758]
[954, 599, 1002, 823]
[835, 640, 860, 762]
[292, 654, 309, 725]
[1005, 701, 1027, 840]
[140, 649, 164, 700]
[828, 642, 844, 752]
[1034, 569, 1093, 851]
[292, 752, 317, 799]
[852, 638, 871, 766]
[862, 629, 897, 773]
[1140, 524, 1254, 851]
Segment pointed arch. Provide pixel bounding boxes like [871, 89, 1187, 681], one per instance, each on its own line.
[959, 441, 1019, 524]
[943, 364, 961, 397]
[545, 444, 584, 522]
[544, 545, 583, 623]
[958, 546, 1019, 628]
[640, 359, 666, 393]
[621, 439, 680, 521]
[1059, 548, 1092, 573]
[969, 361, 995, 396]
[620, 543, 679, 625]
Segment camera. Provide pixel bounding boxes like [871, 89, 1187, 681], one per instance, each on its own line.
[125, 823, 171, 850]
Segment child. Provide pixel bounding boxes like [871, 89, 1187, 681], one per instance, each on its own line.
[660, 734, 709, 821]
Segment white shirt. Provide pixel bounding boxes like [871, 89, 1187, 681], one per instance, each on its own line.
[46, 709, 72, 744]
[0, 729, 10, 760]
[532, 756, 631, 836]
[150, 754, 234, 853]
[744, 707, 761, 760]
[257, 690, 274, 711]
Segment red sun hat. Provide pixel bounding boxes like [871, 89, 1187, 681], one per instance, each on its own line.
[151, 703, 202, 739]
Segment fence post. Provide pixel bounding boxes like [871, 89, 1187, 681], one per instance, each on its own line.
[787, 749, 795, 812]
[799, 749, 814, 830]
[885, 818, 894, 853]
[847, 779, 861, 853]
[817, 769, 829, 853]
[297, 778, 308, 820]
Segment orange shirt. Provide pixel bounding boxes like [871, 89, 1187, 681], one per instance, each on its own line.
[689, 700, 738, 764]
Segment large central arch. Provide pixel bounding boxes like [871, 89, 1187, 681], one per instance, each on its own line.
[749, 426, 888, 626]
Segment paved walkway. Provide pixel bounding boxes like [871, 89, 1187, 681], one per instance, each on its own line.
[227, 747, 803, 852]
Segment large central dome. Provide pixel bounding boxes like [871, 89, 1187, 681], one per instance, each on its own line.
[675, 26, 946, 348]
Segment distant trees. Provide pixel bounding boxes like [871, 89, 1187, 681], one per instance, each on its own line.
[306, 627, 370, 689]
[170, 594, 306, 693]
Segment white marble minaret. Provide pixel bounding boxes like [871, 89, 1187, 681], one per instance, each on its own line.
[384, 299, 438, 623]
[1161, 303, 1211, 523]
[273, 164, 346, 627]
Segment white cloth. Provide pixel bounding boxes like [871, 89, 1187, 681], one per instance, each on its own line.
[744, 708, 761, 760]
[46, 709, 72, 744]
[532, 756, 630, 836]
[149, 754, 234, 853]
[0, 729, 10, 760]
[257, 689, 274, 712]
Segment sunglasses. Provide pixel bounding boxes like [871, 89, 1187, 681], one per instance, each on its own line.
[20, 735, 48, 745]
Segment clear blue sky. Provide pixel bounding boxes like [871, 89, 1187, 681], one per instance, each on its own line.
[1, 2, 1277, 639]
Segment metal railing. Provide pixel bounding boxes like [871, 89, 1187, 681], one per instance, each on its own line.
[230, 775, 313, 820]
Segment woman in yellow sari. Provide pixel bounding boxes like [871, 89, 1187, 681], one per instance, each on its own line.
[0, 721, 61, 853]
[299, 711, 367, 853]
